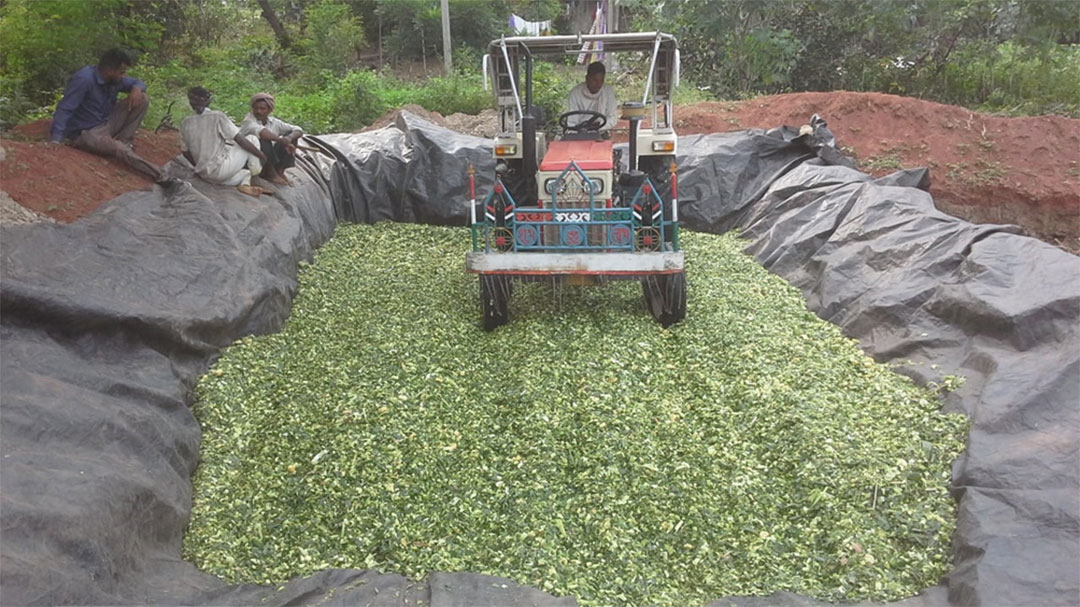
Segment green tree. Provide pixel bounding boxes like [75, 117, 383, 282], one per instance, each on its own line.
[0, 0, 163, 100]
[632, 0, 1077, 114]
[363, 0, 506, 66]
[0, 0, 166, 126]
[661, 0, 803, 97]
[298, 0, 366, 74]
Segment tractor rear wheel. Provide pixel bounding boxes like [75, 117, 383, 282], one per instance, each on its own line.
[642, 272, 686, 327]
[480, 274, 512, 331]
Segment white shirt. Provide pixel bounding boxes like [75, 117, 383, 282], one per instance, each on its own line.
[567, 82, 618, 132]
[180, 109, 241, 179]
[239, 112, 301, 139]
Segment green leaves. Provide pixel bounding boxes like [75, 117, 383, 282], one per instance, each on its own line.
[186, 222, 967, 605]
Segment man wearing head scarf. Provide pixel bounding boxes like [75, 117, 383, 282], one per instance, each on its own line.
[179, 87, 267, 197]
[239, 93, 304, 186]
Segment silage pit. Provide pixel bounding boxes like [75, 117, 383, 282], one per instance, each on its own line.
[185, 222, 967, 606]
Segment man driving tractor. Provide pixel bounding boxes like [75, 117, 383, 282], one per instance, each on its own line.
[470, 32, 685, 330]
[567, 61, 618, 135]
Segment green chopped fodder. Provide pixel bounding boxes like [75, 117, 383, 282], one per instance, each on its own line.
[186, 222, 967, 606]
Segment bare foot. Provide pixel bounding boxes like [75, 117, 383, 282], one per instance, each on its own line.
[237, 184, 262, 197]
[269, 175, 290, 186]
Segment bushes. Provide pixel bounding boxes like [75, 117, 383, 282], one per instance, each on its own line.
[374, 0, 505, 63]
[938, 41, 1080, 116]
[642, 0, 1079, 117]
[295, 0, 366, 75]
[0, 0, 166, 128]
[410, 75, 490, 117]
[136, 58, 490, 136]
[529, 61, 575, 128]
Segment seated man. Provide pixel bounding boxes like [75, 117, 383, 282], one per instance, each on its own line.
[179, 87, 266, 197]
[567, 61, 618, 135]
[50, 48, 165, 182]
[239, 93, 303, 186]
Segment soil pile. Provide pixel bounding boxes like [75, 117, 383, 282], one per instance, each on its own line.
[1, 120, 180, 223]
[677, 92, 1079, 252]
[2, 92, 1077, 253]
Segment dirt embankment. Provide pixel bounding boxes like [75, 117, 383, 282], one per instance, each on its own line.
[676, 92, 1080, 251]
[3, 92, 1077, 253]
[1, 119, 180, 223]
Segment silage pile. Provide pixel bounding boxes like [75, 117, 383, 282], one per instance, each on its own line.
[185, 222, 967, 606]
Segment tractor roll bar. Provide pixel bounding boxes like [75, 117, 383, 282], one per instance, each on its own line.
[642, 34, 662, 105]
[498, 38, 524, 122]
[491, 32, 677, 55]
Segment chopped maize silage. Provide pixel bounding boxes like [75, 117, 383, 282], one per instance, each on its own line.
[185, 222, 967, 606]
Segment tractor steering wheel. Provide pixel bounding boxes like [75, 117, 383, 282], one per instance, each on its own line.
[559, 110, 607, 133]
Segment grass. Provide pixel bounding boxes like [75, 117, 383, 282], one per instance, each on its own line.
[185, 223, 967, 606]
[861, 145, 908, 171]
[947, 160, 1005, 186]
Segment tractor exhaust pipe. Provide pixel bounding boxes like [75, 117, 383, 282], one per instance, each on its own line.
[628, 116, 641, 172]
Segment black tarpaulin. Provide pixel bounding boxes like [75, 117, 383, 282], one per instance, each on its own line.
[1, 110, 1077, 606]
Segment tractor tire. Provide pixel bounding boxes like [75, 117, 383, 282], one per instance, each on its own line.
[642, 272, 686, 328]
[480, 274, 512, 331]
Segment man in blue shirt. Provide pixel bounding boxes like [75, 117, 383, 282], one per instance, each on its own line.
[50, 48, 164, 182]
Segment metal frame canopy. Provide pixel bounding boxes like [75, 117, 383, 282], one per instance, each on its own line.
[489, 31, 678, 55]
[484, 31, 680, 131]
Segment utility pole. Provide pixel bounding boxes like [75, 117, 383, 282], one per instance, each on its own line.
[608, 0, 619, 71]
[441, 0, 452, 75]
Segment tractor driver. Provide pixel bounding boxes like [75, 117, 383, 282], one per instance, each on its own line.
[567, 61, 618, 136]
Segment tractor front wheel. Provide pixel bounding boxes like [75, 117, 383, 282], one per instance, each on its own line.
[642, 272, 686, 327]
[480, 274, 512, 331]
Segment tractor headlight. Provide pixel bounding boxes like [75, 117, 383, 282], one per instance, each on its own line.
[494, 144, 517, 156]
[652, 141, 675, 152]
[585, 178, 604, 194]
[544, 178, 558, 194]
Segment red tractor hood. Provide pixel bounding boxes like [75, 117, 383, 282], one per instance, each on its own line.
[539, 139, 613, 172]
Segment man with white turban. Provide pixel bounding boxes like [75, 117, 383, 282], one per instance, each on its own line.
[239, 93, 304, 186]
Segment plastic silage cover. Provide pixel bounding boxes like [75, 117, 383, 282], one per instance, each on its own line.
[1, 110, 1076, 606]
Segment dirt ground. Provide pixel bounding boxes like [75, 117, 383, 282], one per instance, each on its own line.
[675, 92, 1080, 253]
[1, 120, 180, 223]
[3, 91, 1077, 253]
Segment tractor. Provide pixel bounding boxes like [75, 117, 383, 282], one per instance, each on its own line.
[466, 32, 685, 330]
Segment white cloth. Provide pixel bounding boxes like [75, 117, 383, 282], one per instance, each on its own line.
[567, 82, 618, 132]
[208, 134, 262, 187]
[180, 110, 261, 186]
[239, 112, 301, 139]
[509, 14, 551, 36]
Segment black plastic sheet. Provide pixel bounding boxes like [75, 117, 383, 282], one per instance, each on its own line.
[2, 111, 1077, 606]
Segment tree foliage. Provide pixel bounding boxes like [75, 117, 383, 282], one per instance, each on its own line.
[362, 0, 506, 63]
[0, 0, 1076, 130]
[0, 0, 165, 115]
[296, 0, 367, 74]
[631, 0, 1078, 113]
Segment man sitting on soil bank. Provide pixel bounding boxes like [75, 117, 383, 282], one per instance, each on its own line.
[50, 48, 166, 183]
[240, 93, 303, 186]
[179, 87, 267, 197]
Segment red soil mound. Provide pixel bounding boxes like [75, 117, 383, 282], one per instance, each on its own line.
[1, 119, 181, 223]
[676, 92, 1079, 250]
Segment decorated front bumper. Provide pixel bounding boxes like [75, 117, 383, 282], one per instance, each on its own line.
[466, 250, 684, 275]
